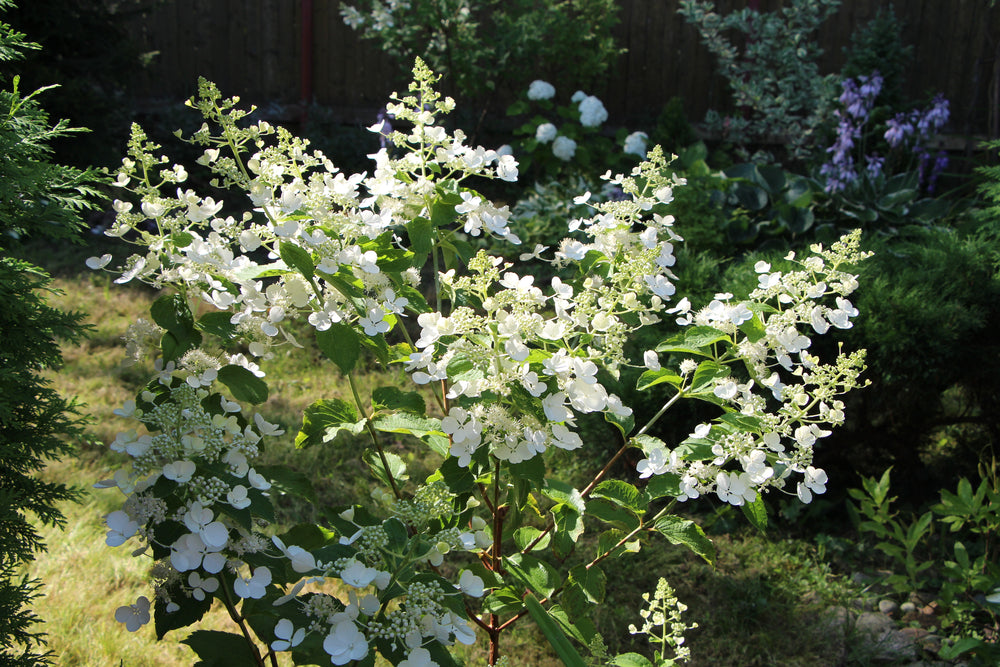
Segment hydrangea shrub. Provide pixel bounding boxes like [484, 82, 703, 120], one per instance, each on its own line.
[93, 60, 870, 666]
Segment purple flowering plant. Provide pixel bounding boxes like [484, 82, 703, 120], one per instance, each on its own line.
[819, 72, 951, 196]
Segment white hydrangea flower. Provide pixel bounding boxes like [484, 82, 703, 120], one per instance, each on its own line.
[578, 95, 608, 127]
[552, 136, 577, 161]
[623, 131, 649, 157]
[526, 80, 556, 100]
[535, 122, 557, 143]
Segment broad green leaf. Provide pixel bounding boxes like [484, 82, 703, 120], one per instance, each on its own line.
[406, 216, 433, 254]
[631, 434, 668, 454]
[552, 503, 585, 559]
[181, 630, 258, 666]
[371, 413, 441, 438]
[279, 241, 314, 279]
[653, 515, 714, 564]
[523, 593, 588, 667]
[371, 386, 426, 414]
[644, 473, 681, 500]
[514, 526, 551, 552]
[216, 364, 268, 404]
[590, 480, 644, 513]
[482, 587, 524, 616]
[506, 553, 560, 598]
[610, 653, 656, 667]
[568, 564, 606, 604]
[547, 603, 599, 646]
[197, 311, 237, 340]
[295, 398, 363, 449]
[542, 480, 585, 514]
[595, 528, 640, 561]
[154, 588, 211, 640]
[254, 464, 316, 503]
[151, 294, 201, 361]
[636, 368, 684, 392]
[741, 495, 768, 533]
[689, 360, 730, 394]
[586, 498, 641, 531]
[656, 325, 730, 356]
[315, 322, 360, 373]
[604, 409, 634, 437]
[364, 448, 408, 487]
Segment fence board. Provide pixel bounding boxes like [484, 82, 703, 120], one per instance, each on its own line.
[122, 0, 1000, 137]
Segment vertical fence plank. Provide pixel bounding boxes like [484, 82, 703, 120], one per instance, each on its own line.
[123, 0, 1000, 137]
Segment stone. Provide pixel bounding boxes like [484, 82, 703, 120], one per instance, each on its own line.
[879, 599, 900, 615]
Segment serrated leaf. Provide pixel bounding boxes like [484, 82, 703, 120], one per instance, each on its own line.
[590, 480, 644, 513]
[741, 495, 768, 533]
[154, 589, 211, 640]
[644, 473, 681, 500]
[568, 564, 606, 604]
[371, 386, 425, 414]
[279, 241, 314, 279]
[295, 398, 362, 449]
[371, 413, 441, 438]
[610, 653, 656, 667]
[636, 368, 684, 391]
[406, 216, 434, 254]
[181, 630, 258, 666]
[653, 515, 714, 564]
[197, 311, 237, 339]
[254, 464, 316, 503]
[364, 448, 408, 487]
[315, 322, 360, 373]
[216, 364, 268, 404]
[604, 409, 634, 437]
[514, 526, 551, 552]
[506, 553, 560, 598]
[656, 325, 731, 356]
[586, 498, 642, 531]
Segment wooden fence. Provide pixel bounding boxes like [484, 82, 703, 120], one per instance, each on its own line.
[123, 0, 1000, 137]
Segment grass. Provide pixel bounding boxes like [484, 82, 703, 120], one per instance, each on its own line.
[19, 236, 912, 666]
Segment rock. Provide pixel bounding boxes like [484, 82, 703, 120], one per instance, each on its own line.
[900, 601, 918, 614]
[879, 599, 900, 615]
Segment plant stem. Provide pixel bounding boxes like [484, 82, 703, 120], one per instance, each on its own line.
[488, 456, 504, 665]
[348, 371, 402, 499]
[218, 571, 268, 667]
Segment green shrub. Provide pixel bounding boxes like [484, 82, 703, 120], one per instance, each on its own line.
[0, 1, 104, 661]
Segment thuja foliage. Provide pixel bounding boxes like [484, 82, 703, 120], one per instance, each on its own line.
[93, 61, 871, 666]
[0, 1, 104, 662]
[678, 0, 841, 164]
[0, 261, 87, 666]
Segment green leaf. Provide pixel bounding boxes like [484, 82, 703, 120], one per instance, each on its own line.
[279, 240, 315, 279]
[590, 480, 644, 513]
[636, 368, 683, 392]
[741, 494, 768, 532]
[371, 386, 426, 415]
[653, 515, 714, 564]
[254, 464, 316, 503]
[937, 636, 984, 660]
[371, 413, 441, 438]
[315, 322, 360, 373]
[406, 216, 434, 254]
[604, 409, 634, 437]
[689, 360, 730, 394]
[482, 587, 525, 616]
[547, 604, 599, 646]
[151, 293, 202, 361]
[644, 473, 681, 500]
[552, 503, 585, 559]
[523, 593, 588, 667]
[656, 325, 730, 356]
[197, 311, 237, 340]
[364, 448, 408, 487]
[181, 630, 259, 666]
[514, 526, 551, 552]
[216, 364, 268, 404]
[295, 398, 364, 449]
[568, 564, 606, 604]
[586, 499, 641, 531]
[610, 653, 656, 667]
[506, 553, 560, 598]
[154, 589, 212, 640]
